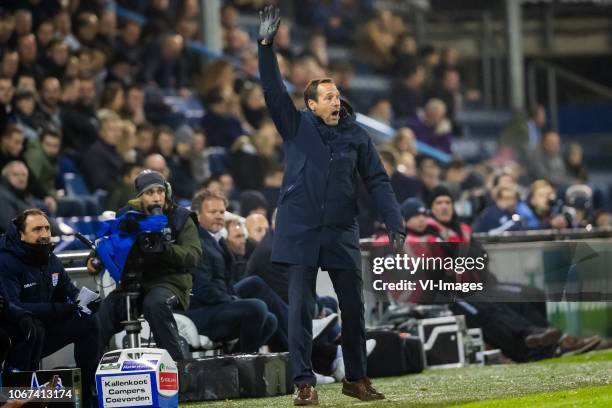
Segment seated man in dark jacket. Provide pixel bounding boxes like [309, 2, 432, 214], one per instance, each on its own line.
[187, 190, 277, 353]
[90, 170, 202, 362]
[0, 209, 99, 407]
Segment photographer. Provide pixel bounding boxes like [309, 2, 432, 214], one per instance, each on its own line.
[90, 170, 201, 362]
[0, 209, 98, 407]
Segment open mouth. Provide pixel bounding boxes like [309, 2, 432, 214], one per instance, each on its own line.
[331, 110, 340, 119]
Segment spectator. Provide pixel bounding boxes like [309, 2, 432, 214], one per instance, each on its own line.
[408, 98, 454, 154]
[240, 83, 268, 130]
[42, 39, 69, 79]
[367, 98, 392, 126]
[357, 8, 401, 71]
[425, 67, 462, 131]
[155, 125, 175, 159]
[565, 142, 588, 183]
[245, 213, 269, 244]
[527, 103, 547, 148]
[201, 88, 244, 148]
[231, 135, 266, 191]
[188, 190, 278, 353]
[143, 0, 175, 41]
[472, 185, 523, 234]
[0, 125, 56, 211]
[305, 31, 329, 68]
[245, 213, 269, 258]
[225, 218, 248, 281]
[23, 127, 61, 197]
[35, 20, 55, 56]
[11, 88, 38, 141]
[121, 84, 147, 125]
[520, 179, 569, 230]
[418, 158, 441, 201]
[239, 190, 268, 218]
[379, 149, 421, 204]
[99, 81, 125, 114]
[17, 34, 44, 82]
[143, 153, 171, 180]
[528, 130, 572, 189]
[135, 122, 156, 162]
[190, 128, 212, 184]
[142, 34, 188, 89]
[80, 110, 124, 192]
[115, 20, 143, 72]
[35, 76, 62, 130]
[392, 33, 417, 73]
[0, 76, 14, 134]
[60, 75, 99, 152]
[105, 162, 142, 211]
[0, 161, 37, 233]
[391, 127, 417, 156]
[54, 9, 79, 52]
[391, 63, 425, 123]
[168, 125, 196, 200]
[1, 50, 19, 80]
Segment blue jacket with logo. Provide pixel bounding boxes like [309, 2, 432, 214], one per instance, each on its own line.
[0, 221, 78, 323]
[258, 44, 404, 269]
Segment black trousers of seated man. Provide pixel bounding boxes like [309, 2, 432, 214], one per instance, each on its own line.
[95, 286, 186, 362]
[5, 315, 99, 407]
[288, 265, 366, 386]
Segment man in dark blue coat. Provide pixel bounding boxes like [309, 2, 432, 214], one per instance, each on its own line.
[0, 209, 99, 407]
[187, 190, 279, 353]
[257, 7, 405, 405]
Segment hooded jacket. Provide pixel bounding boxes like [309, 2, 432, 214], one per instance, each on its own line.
[0, 221, 79, 324]
[259, 43, 404, 269]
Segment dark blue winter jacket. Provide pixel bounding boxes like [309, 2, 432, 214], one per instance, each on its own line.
[0, 221, 78, 323]
[258, 43, 404, 269]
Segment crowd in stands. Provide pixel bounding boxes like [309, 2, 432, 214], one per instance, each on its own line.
[0, 0, 609, 237]
[0, 3, 611, 404]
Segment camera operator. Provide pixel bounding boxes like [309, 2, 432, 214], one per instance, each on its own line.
[89, 170, 202, 362]
[0, 209, 98, 407]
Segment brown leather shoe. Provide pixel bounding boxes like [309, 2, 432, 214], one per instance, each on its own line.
[293, 384, 319, 406]
[524, 328, 562, 349]
[342, 377, 385, 401]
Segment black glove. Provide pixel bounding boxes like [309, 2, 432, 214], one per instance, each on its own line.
[258, 5, 280, 45]
[389, 231, 406, 252]
[18, 315, 36, 341]
[88, 297, 101, 314]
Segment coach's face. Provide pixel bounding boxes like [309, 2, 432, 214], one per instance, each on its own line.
[309, 82, 341, 126]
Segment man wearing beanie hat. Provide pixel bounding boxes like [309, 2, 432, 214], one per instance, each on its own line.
[427, 185, 472, 242]
[88, 169, 202, 362]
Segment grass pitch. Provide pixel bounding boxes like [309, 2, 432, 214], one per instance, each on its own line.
[181, 349, 612, 407]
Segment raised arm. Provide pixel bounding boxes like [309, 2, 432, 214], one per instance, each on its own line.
[257, 6, 300, 139]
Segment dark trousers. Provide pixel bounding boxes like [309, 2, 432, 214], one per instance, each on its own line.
[187, 298, 277, 352]
[234, 275, 289, 351]
[288, 265, 366, 386]
[6, 316, 99, 407]
[95, 286, 186, 362]
[451, 299, 554, 362]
